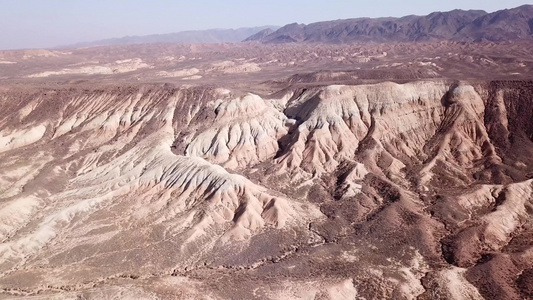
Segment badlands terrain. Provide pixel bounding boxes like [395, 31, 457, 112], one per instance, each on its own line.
[1, 34, 533, 300]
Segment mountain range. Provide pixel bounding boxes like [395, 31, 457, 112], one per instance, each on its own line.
[63, 26, 279, 48]
[62, 5, 533, 48]
[246, 5, 533, 43]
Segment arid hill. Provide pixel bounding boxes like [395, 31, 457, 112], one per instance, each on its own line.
[0, 40, 532, 299]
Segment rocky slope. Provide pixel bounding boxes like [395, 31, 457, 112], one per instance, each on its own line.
[454, 5, 533, 42]
[243, 28, 276, 42]
[0, 78, 532, 299]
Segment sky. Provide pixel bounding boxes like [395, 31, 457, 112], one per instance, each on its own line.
[0, 0, 531, 50]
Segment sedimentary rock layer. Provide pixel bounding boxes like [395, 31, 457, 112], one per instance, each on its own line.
[0, 80, 532, 299]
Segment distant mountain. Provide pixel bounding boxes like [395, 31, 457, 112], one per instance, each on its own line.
[64, 26, 279, 48]
[246, 5, 533, 43]
[453, 5, 533, 41]
[242, 28, 276, 42]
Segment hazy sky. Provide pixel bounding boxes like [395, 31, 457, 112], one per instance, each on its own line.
[0, 0, 531, 50]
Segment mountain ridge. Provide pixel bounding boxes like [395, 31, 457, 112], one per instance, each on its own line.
[58, 5, 533, 49]
[245, 5, 533, 43]
[62, 26, 280, 48]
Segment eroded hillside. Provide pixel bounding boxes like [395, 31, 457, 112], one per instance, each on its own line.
[0, 79, 532, 299]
